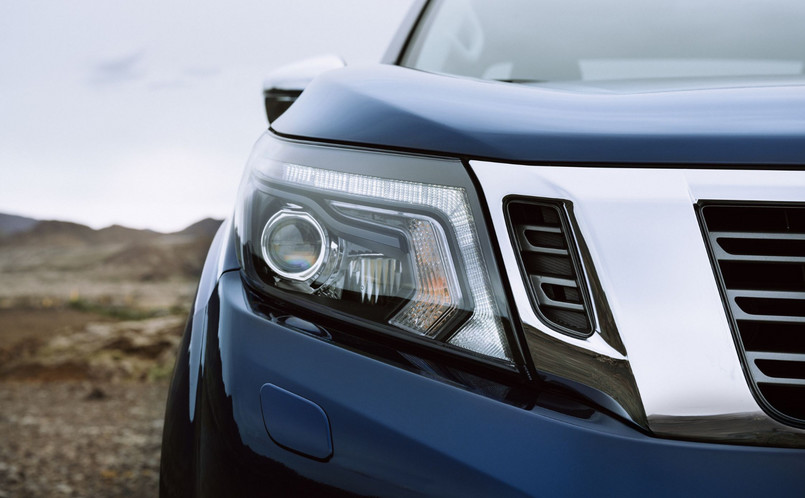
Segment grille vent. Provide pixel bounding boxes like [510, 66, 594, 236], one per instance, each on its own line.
[506, 199, 593, 337]
[702, 204, 805, 425]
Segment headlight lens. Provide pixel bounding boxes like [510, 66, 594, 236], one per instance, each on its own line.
[236, 134, 515, 363]
[261, 210, 327, 280]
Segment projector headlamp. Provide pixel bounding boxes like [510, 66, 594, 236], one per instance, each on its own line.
[236, 134, 517, 364]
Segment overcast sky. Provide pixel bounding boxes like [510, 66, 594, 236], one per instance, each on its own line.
[0, 0, 414, 232]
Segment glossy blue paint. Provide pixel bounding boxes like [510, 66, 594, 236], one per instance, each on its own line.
[273, 65, 805, 166]
[189, 219, 239, 422]
[160, 220, 240, 497]
[193, 218, 239, 313]
[260, 383, 333, 461]
[180, 270, 805, 497]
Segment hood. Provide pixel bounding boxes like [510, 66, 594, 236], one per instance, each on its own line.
[272, 64, 805, 167]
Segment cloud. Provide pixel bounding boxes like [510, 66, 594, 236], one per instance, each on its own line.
[183, 67, 221, 79]
[90, 50, 147, 85]
[146, 79, 190, 92]
[147, 66, 221, 92]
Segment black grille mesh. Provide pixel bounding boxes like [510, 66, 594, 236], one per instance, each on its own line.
[702, 204, 805, 425]
[507, 200, 593, 337]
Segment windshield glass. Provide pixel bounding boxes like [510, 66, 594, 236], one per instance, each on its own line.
[401, 0, 805, 82]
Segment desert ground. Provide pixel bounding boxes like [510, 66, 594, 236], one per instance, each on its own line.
[0, 214, 219, 497]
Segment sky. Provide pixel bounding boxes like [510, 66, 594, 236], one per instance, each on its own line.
[0, 0, 415, 232]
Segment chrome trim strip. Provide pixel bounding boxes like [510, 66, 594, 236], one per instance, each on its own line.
[732, 308, 805, 323]
[712, 248, 805, 264]
[727, 289, 805, 300]
[471, 161, 805, 446]
[709, 231, 805, 240]
[746, 351, 805, 387]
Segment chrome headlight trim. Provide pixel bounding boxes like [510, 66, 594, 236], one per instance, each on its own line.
[261, 209, 329, 282]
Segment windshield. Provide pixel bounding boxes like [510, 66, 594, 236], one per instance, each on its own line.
[401, 0, 805, 82]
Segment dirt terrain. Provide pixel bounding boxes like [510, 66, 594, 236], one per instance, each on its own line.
[0, 215, 220, 497]
[0, 381, 167, 497]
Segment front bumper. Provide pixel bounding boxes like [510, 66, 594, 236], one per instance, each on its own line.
[183, 270, 805, 497]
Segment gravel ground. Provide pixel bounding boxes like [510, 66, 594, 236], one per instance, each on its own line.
[0, 380, 168, 497]
[0, 217, 211, 497]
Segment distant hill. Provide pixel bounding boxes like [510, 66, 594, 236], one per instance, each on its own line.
[4, 219, 103, 247]
[0, 214, 221, 248]
[0, 213, 38, 237]
[176, 218, 224, 240]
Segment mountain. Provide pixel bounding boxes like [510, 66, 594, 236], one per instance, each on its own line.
[3, 219, 98, 247]
[0, 213, 38, 237]
[176, 217, 224, 240]
[94, 224, 161, 245]
[0, 215, 220, 247]
[0, 213, 223, 281]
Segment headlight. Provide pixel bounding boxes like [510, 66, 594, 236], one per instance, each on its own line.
[235, 133, 518, 365]
[261, 210, 328, 281]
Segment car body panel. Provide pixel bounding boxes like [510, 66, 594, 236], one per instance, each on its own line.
[273, 65, 805, 166]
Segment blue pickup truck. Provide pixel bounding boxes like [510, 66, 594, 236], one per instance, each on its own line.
[160, 1, 805, 495]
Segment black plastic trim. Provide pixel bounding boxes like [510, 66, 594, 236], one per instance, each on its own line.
[698, 200, 805, 429]
[504, 197, 596, 339]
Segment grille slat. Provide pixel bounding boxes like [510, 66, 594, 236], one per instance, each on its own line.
[728, 289, 805, 300]
[731, 307, 805, 324]
[755, 376, 805, 387]
[520, 224, 563, 234]
[747, 351, 805, 362]
[517, 225, 568, 255]
[508, 199, 593, 337]
[535, 275, 578, 288]
[711, 231, 805, 261]
[712, 249, 805, 263]
[747, 352, 805, 386]
[702, 203, 805, 425]
[530, 275, 586, 312]
[710, 232, 805, 241]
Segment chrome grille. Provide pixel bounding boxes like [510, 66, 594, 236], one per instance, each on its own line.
[506, 199, 593, 337]
[702, 204, 805, 425]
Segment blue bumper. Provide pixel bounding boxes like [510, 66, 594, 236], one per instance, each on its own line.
[167, 269, 805, 497]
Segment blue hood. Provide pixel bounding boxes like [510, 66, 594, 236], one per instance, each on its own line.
[273, 65, 805, 166]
